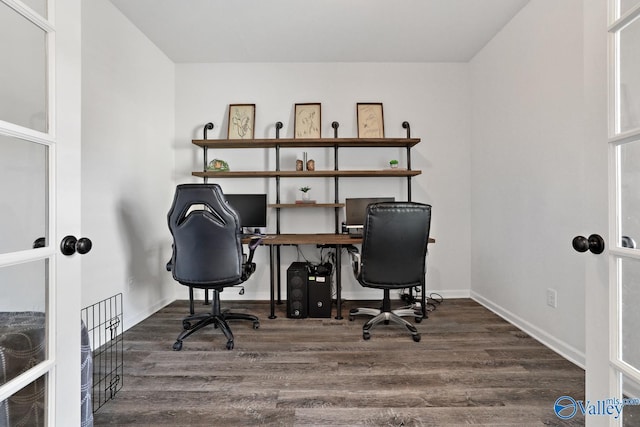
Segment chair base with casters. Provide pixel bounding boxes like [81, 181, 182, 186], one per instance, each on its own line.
[173, 287, 260, 351]
[349, 289, 423, 342]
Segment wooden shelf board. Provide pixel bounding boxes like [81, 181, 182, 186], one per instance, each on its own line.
[193, 169, 422, 178]
[192, 137, 420, 149]
[269, 203, 345, 208]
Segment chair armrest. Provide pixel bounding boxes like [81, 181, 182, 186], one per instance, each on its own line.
[241, 236, 263, 281]
[346, 245, 361, 278]
[246, 236, 263, 264]
[166, 244, 174, 271]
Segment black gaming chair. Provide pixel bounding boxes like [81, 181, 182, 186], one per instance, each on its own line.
[348, 202, 432, 342]
[167, 183, 261, 350]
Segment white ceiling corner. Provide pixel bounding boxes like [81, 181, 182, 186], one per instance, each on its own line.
[108, 0, 530, 63]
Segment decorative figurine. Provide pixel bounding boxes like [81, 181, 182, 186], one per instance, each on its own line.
[207, 159, 230, 171]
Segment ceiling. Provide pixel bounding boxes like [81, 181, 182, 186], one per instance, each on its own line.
[109, 0, 530, 63]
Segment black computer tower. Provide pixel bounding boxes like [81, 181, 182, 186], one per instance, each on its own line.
[307, 271, 332, 318]
[287, 262, 308, 318]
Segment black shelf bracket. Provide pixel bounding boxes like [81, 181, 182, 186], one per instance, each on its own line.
[202, 122, 214, 183]
[402, 121, 411, 139]
[275, 121, 283, 139]
[332, 121, 339, 138]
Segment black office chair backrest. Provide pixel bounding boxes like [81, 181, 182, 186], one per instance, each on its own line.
[167, 184, 244, 286]
[359, 202, 432, 289]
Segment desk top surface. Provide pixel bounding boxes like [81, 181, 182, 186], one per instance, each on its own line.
[244, 233, 435, 245]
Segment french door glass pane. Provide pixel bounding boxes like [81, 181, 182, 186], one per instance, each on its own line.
[0, 259, 48, 386]
[619, 141, 640, 248]
[621, 0, 640, 16]
[620, 15, 640, 134]
[0, 134, 47, 254]
[0, 1, 47, 132]
[0, 373, 47, 427]
[622, 374, 640, 425]
[620, 258, 640, 370]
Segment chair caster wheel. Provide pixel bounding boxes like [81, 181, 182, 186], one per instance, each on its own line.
[348, 315, 355, 321]
[182, 320, 191, 330]
[384, 319, 390, 325]
[226, 340, 234, 350]
[415, 317, 423, 323]
[173, 340, 183, 351]
[412, 334, 421, 342]
[363, 332, 371, 340]
[253, 321, 260, 329]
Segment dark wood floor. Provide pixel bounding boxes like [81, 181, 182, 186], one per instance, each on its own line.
[93, 298, 585, 426]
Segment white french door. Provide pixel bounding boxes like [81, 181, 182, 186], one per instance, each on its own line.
[0, 0, 82, 425]
[608, 0, 640, 424]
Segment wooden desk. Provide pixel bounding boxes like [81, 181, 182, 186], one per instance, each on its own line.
[245, 234, 435, 320]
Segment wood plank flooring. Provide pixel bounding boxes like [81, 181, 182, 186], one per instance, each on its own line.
[92, 298, 585, 426]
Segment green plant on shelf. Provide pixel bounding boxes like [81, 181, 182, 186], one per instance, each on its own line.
[389, 159, 399, 168]
[299, 186, 311, 193]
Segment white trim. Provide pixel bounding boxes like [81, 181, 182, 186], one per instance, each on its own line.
[470, 291, 585, 368]
[609, 129, 640, 146]
[0, 360, 54, 402]
[0, 247, 54, 267]
[608, 246, 640, 259]
[0, 120, 54, 145]
[608, 2, 640, 33]
[2, 0, 54, 32]
[610, 359, 640, 387]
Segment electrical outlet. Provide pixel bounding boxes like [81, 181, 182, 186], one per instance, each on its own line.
[546, 288, 557, 308]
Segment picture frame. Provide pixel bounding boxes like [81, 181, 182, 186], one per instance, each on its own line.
[228, 104, 256, 139]
[294, 103, 322, 139]
[357, 103, 385, 138]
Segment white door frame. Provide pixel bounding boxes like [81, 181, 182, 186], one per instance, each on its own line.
[53, 0, 83, 424]
[0, 0, 82, 425]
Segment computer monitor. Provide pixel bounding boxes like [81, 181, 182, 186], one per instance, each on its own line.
[345, 197, 395, 228]
[224, 194, 267, 233]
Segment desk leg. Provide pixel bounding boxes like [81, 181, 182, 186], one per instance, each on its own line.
[421, 281, 427, 318]
[276, 245, 282, 304]
[335, 245, 343, 320]
[269, 245, 277, 319]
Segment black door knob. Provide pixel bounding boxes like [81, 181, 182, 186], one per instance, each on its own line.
[572, 234, 605, 254]
[33, 237, 46, 249]
[60, 235, 93, 256]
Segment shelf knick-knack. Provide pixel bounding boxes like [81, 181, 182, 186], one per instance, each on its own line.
[298, 186, 315, 203]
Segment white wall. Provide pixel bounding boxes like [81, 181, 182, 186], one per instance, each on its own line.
[81, 0, 176, 329]
[470, 0, 586, 365]
[175, 63, 472, 300]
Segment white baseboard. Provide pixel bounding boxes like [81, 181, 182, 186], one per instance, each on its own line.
[471, 291, 585, 369]
[123, 296, 175, 332]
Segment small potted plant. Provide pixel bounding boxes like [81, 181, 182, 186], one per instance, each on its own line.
[299, 186, 311, 201]
[389, 159, 399, 169]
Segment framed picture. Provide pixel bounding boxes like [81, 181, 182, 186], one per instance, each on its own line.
[357, 103, 384, 138]
[294, 103, 321, 139]
[228, 104, 255, 139]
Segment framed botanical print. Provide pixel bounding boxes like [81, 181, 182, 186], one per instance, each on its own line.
[294, 103, 321, 139]
[228, 104, 255, 139]
[357, 103, 384, 138]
